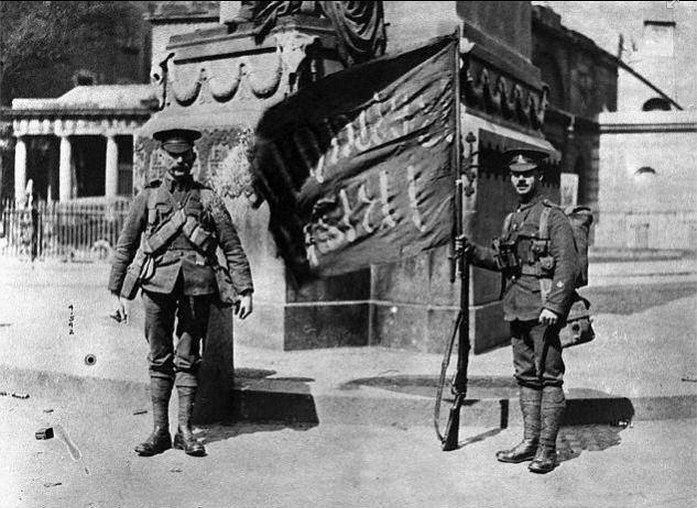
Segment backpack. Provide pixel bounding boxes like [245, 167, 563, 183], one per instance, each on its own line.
[538, 201, 593, 288]
[539, 201, 595, 347]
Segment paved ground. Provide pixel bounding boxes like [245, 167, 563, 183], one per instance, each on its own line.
[0, 257, 695, 424]
[0, 255, 696, 507]
[1, 389, 695, 508]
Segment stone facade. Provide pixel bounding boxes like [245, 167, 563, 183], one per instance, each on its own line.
[531, 5, 618, 213]
[596, 111, 697, 251]
[534, 1, 697, 111]
[146, 1, 221, 68]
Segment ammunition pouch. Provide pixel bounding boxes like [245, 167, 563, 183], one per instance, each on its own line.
[559, 293, 595, 348]
[182, 216, 214, 252]
[120, 249, 155, 300]
[143, 209, 187, 254]
[492, 238, 520, 275]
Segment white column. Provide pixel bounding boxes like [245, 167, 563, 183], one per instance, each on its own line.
[59, 135, 72, 202]
[105, 134, 119, 198]
[14, 137, 27, 202]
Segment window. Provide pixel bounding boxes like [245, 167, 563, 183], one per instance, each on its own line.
[635, 166, 657, 176]
[73, 69, 97, 87]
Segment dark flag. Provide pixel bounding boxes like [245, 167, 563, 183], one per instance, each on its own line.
[252, 35, 458, 280]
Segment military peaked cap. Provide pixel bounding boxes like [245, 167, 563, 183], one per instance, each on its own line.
[503, 147, 550, 172]
[154, 128, 202, 154]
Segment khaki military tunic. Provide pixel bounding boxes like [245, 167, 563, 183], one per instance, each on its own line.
[108, 173, 253, 298]
[108, 173, 253, 386]
[469, 194, 578, 388]
[470, 195, 578, 321]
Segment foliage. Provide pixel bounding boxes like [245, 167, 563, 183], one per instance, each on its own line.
[0, 1, 143, 105]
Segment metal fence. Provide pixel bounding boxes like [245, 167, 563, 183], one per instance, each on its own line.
[0, 198, 131, 262]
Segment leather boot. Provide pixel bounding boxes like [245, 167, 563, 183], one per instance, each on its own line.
[135, 426, 172, 456]
[529, 385, 565, 474]
[135, 378, 173, 456]
[174, 386, 206, 457]
[497, 386, 542, 463]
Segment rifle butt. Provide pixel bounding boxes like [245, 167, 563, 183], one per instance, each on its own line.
[441, 397, 462, 451]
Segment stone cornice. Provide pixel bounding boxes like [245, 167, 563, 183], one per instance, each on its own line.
[143, 15, 343, 135]
[599, 122, 697, 134]
[532, 9, 618, 69]
[461, 20, 541, 91]
[461, 49, 547, 133]
[599, 111, 697, 134]
[147, 15, 219, 24]
[6, 108, 152, 119]
[167, 15, 338, 62]
[12, 116, 147, 137]
[544, 107, 599, 134]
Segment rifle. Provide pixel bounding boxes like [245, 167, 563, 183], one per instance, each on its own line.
[434, 131, 477, 452]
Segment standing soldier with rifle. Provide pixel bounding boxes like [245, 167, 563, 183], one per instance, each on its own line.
[108, 128, 254, 457]
[463, 148, 578, 474]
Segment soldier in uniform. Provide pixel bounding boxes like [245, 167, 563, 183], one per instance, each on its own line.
[108, 128, 254, 457]
[464, 148, 578, 474]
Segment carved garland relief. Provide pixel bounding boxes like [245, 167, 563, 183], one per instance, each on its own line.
[155, 31, 320, 108]
[462, 56, 548, 131]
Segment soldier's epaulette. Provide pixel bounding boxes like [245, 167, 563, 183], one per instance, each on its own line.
[542, 199, 562, 209]
[145, 179, 162, 189]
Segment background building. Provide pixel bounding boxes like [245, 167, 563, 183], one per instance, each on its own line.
[0, 1, 154, 201]
[535, 1, 697, 252]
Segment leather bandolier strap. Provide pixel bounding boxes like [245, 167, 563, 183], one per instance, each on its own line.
[497, 208, 553, 301]
[120, 185, 236, 304]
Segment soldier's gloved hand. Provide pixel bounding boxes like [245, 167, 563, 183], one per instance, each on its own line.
[539, 308, 558, 326]
[110, 293, 128, 324]
[235, 292, 253, 320]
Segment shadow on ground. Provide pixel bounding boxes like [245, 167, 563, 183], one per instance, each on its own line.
[233, 367, 320, 427]
[557, 423, 628, 464]
[582, 281, 697, 315]
[459, 427, 506, 448]
[339, 375, 519, 400]
[200, 421, 317, 445]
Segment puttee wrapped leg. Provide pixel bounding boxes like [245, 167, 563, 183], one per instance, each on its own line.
[529, 385, 565, 474]
[496, 386, 542, 463]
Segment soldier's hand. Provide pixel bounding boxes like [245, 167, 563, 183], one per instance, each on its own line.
[539, 308, 558, 326]
[110, 294, 128, 324]
[235, 293, 253, 320]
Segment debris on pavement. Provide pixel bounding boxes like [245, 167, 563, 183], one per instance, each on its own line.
[11, 392, 30, 399]
[43, 482, 62, 488]
[681, 377, 697, 383]
[43, 408, 54, 413]
[35, 427, 54, 440]
[133, 409, 148, 415]
[170, 467, 183, 473]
